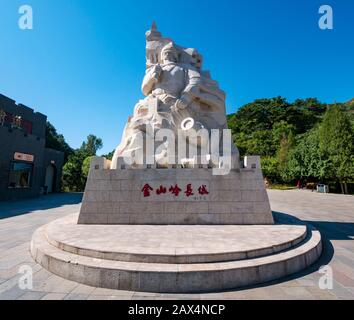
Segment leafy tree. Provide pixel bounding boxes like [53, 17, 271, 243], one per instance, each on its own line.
[271, 121, 295, 181]
[102, 150, 115, 160]
[62, 150, 87, 192]
[80, 134, 103, 157]
[82, 156, 94, 179]
[62, 135, 103, 192]
[235, 130, 275, 157]
[261, 156, 279, 181]
[272, 121, 295, 145]
[318, 105, 354, 193]
[45, 122, 73, 162]
[277, 131, 295, 181]
[285, 128, 330, 182]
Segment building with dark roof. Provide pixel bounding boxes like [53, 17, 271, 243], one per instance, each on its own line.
[0, 94, 64, 201]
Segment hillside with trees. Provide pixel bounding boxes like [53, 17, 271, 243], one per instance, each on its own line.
[228, 97, 354, 194]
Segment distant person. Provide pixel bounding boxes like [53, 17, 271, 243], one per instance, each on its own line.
[297, 180, 301, 189]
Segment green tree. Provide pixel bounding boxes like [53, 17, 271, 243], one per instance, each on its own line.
[318, 105, 354, 194]
[102, 150, 115, 160]
[272, 121, 295, 181]
[277, 132, 295, 182]
[286, 128, 331, 183]
[62, 135, 103, 192]
[236, 130, 276, 157]
[45, 121, 73, 162]
[272, 121, 295, 145]
[261, 156, 279, 181]
[62, 150, 87, 192]
[80, 134, 103, 157]
[82, 156, 94, 179]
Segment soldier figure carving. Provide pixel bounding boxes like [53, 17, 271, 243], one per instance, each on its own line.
[111, 22, 238, 168]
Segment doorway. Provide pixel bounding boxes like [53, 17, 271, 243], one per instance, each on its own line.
[44, 165, 55, 193]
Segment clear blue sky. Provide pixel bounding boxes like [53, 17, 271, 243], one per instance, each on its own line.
[0, 0, 353, 155]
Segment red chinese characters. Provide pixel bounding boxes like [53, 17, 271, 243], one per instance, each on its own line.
[198, 185, 209, 195]
[141, 184, 153, 197]
[141, 184, 209, 198]
[156, 185, 167, 195]
[169, 184, 182, 196]
[185, 184, 194, 197]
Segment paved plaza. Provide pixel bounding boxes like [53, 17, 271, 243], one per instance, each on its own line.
[0, 190, 353, 300]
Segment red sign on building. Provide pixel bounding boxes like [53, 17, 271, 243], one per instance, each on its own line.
[14, 152, 34, 163]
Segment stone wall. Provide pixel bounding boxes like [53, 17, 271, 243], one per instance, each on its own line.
[78, 157, 274, 225]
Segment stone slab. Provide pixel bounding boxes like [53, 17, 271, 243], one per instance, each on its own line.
[79, 168, 273, 225]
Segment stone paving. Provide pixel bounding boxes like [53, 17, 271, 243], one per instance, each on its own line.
[0, 190, 353, 300]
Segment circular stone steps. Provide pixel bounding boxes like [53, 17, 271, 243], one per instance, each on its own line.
[43, 214, 308, 264]
[30, 213, 322, 293]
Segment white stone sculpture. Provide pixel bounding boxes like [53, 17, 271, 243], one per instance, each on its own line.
[111, 22, 238, 168]
[77, 24, 274, 226]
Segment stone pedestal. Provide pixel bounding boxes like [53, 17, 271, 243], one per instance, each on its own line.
[31, 212, 322, 293]
[78, 156, 273, 225]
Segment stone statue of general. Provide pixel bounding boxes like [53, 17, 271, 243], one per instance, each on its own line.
[111, 23, 237, 168]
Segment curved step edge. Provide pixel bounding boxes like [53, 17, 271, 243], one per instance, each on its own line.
[30, 224, 322, 293]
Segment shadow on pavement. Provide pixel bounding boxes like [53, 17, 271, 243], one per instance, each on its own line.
[304, 220, 354, 241]
[0, 193, 83, 219]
